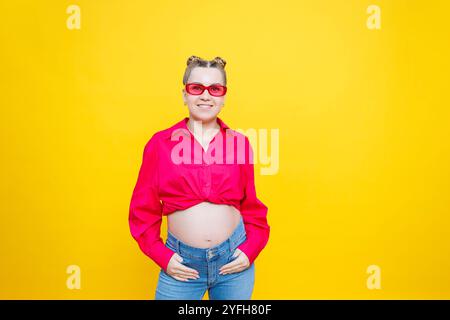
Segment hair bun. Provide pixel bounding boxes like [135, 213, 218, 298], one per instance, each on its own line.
[187, 55, 202, 66]
[212, 56, 226, 68]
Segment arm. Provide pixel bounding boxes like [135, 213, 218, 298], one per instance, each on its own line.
[129, 134, 175, 271]
[237, 137, 271, 265]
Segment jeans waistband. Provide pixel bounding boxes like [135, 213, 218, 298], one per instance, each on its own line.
[166, 215, 246, 259]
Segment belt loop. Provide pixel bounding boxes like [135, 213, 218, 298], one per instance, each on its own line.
[228, 237, 234, 253]
[176, 239, 181, 255]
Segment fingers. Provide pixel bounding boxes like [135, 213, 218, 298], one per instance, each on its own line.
[168, 261, 200, 281]
[220, 266, 244, 275]
[233, 248, 242, 256]
[219, 257, 245, 275]
[178, 264, 200, 278]
[169, 271, 199, 281]
[171, 273, 199, 282]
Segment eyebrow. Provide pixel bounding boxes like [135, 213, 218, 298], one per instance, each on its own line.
[190, 82, 223, 86]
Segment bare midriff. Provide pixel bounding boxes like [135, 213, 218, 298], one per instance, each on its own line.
[167, 202, 242, 248]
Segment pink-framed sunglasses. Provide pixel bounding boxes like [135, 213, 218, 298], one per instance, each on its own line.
[185, 83, 227, 97]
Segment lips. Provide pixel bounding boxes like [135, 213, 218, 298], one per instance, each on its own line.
[196, 104, 213, 108]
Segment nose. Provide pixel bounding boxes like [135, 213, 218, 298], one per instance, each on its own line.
[199, 89, 212, 100]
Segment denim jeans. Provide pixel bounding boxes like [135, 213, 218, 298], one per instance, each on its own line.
[155, 216, 255, 300]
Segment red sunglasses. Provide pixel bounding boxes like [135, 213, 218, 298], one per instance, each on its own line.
[185, 83, 227, 97]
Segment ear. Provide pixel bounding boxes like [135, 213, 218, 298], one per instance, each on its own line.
[182, 89, 187, 105]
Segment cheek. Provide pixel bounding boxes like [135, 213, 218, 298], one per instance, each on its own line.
[186, 99, 199, 111]
[213, 97, 225, 106]
[187, 96, 197, 104]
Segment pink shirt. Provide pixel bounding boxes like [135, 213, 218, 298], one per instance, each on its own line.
[128, 116, 270, 272]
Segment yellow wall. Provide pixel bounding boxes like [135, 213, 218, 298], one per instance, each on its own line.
[1, 0, 449, 299]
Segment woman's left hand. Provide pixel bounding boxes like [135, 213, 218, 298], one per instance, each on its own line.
[219, 248, 250, 275]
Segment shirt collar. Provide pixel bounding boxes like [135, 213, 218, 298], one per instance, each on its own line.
[163, 116, 236, 140]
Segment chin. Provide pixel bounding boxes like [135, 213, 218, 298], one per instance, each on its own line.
[190, 110, 220, 122]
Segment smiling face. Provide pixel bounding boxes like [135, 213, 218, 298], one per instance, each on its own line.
[182, 67, 226, 123]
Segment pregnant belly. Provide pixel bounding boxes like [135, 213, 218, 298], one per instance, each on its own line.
[167, 202, 242, 248]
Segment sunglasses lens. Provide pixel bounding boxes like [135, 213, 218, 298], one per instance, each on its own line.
[186, 84, 204, 95]
[209, 85, 226, 96]
[186, 84, 227, 96]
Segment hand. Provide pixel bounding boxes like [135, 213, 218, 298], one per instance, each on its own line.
[166, 253, 200, 281]
[219, 248, 250, 275]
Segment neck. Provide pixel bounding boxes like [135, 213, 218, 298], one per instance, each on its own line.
[187, 116, 220, 138]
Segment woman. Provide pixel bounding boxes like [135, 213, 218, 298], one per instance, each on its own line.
[129, 55, 270, 300]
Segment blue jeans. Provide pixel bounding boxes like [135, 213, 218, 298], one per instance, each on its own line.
[155, 216, 255, 300]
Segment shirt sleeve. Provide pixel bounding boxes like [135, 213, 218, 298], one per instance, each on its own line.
[237, 136, 271, 265]
[129, 134, 176, 272]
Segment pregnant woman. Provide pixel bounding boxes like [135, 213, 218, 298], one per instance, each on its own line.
[129, 55, 270, 300]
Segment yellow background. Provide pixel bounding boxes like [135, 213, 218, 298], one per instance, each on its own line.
[1, 0, 449, 299]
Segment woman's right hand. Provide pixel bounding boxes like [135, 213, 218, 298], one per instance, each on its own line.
[166, 253, 200, 281]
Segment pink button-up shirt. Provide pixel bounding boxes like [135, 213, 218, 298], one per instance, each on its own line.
[128, 116, 270, 272]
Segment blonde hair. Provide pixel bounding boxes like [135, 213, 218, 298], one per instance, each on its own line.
[182, 55, 227, 86]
